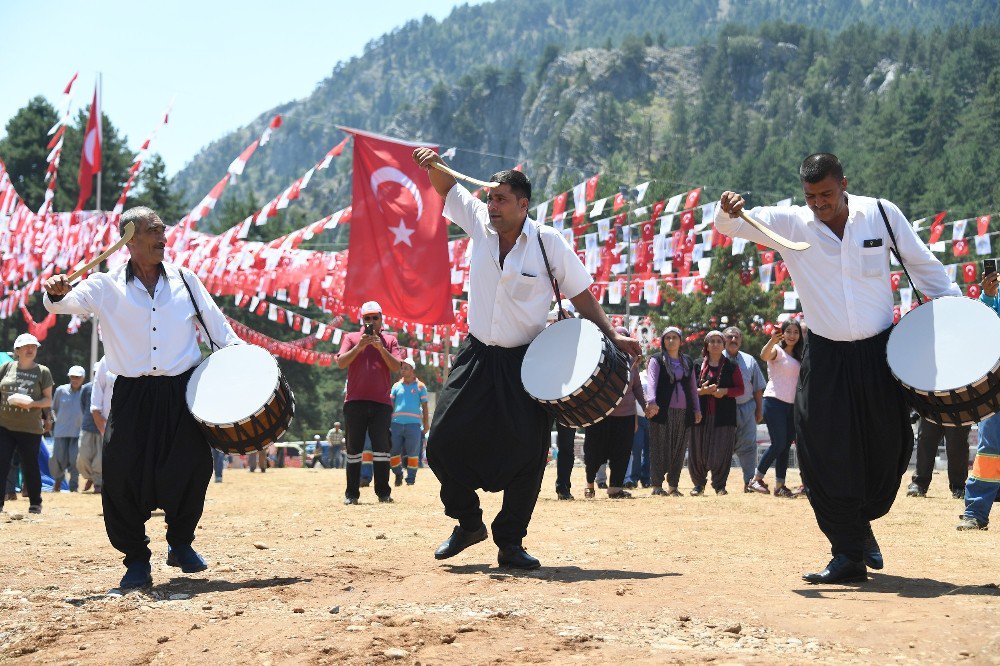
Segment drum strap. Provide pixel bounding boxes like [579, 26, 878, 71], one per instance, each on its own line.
[537, 230, 570, 320]
[877, 200, 924, 306]
[180, 272, 221, 351]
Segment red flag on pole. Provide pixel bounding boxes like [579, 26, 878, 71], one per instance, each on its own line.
[341, 127, 453, 324]
[74, 85, 102, 211]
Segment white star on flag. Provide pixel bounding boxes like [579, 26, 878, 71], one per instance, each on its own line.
[389, 219, 415, 246]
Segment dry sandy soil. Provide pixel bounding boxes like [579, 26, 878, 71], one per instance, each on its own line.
[1, 464, 997, 665]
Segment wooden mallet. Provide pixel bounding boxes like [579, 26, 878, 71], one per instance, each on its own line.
[66, 221, 136, 281]
[432, 162, 500, 189]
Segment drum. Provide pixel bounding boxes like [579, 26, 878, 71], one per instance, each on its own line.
[887, 296, 1000, 426]
[521, 318, 631, 428]
[186, 344, 296, 453]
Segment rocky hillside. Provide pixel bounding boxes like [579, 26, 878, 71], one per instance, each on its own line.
[171, 0, 1000, 231]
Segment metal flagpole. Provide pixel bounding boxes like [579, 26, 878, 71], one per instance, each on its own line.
[89, 72, 102, 379]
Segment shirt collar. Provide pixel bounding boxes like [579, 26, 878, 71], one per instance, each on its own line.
[124, 261, 171, 284]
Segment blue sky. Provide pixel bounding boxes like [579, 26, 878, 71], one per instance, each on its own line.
[0, 0, 489, 176]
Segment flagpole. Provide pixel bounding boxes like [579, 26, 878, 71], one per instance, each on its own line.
[89, 72, 102, 380]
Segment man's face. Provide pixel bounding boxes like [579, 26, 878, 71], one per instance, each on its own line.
[724, 330, 742, 356]
[69, 376, 84, 390]
[802, 175, 849, 224]
[486, 183, 528, 235]
[401, 365, 415, 381]
[362, 312, 383, 334]
[126, 216, 167, 265]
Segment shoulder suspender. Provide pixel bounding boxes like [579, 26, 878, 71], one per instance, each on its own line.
[537, 228, 570, 320]
[877, 200, 924, 306]
[179, 270, 220, 351]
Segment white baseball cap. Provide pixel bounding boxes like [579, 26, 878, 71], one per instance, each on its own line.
[13, 333, 40, 349]
[359, 301, 382, 319]
[68, 365, 86, 377]
[402, 358, 416, 369]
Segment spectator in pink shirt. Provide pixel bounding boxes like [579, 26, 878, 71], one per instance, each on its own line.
[748, 320, 804, 497]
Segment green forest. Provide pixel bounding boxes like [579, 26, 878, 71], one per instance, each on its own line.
[2, 1, 999, 438]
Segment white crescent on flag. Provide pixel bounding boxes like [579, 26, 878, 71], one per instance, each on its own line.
[369, 166, 423, 220]
[83, 128, 98, 165]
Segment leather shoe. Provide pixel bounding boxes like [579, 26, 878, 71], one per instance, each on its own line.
[434, 524, 487, 560]
[118, 561, 152, 591]
[802, 554, 867, 584]
[863, 527, 883, 570]
[166, 545, 208, 573]
[497, 544, 541, 570]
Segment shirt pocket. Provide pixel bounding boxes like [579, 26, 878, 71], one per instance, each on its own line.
[510, 274, 541, 301]
[859, 245, 886, 278]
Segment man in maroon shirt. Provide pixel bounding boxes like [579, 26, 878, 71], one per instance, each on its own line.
[336, 301, 405, 504]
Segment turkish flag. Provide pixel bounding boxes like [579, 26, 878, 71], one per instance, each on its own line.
[928, 211, 947, 244]
[74, 85, 102, 211]
[342, 128, 453, 324]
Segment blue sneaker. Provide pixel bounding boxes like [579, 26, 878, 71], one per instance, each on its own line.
[166, 545, 208, 573]
[118, 562, 152, 591]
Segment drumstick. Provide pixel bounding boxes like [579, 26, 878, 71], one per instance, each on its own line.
[432, 162, 500, 189]
[66, 221, 136, 281]
[738, 211, 811, 252]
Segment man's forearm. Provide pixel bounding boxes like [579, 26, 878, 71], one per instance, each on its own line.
[570, 289, 614, 338]
[335, 344, 363, 369]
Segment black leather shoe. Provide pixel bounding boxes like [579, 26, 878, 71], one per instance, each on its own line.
[863, 528, 884, 570]
[555, 490, 574, 500]
[497, 545, 541, 570]
[343, 496, 359, 505]
[377, 495, 394, 503]
[434, 524, 487, 560]
[802, 555, 867, 584]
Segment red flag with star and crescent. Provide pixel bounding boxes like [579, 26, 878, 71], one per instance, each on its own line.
[342, 128, 453, 324]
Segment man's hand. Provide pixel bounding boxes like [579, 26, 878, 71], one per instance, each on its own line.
[719, 191, 745, 218]
[982, 270, 999, 297]
[44, 274, 72, 297]
[611, 330, 642, 357]
[413, 147, 443, 171]
[358, 334, 376, 348]
[755, 409, 764, 424]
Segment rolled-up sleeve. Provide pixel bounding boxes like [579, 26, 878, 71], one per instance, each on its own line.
[43, 278, 103, 316]
[442, 184, 486, 237]
[550, 232, 594, 299]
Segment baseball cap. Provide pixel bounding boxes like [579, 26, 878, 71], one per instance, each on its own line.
[360, 301, 382, 317]
[67, 365, 86, 377]
[402, 358, 416, 369]
[13, 333, 40, 349]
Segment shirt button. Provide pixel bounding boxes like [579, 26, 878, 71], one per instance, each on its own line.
[152, 327, 156, 331]
[152, 308, 156, 312]
[153, 366, 157, 370]
[153, 347, 157, 351]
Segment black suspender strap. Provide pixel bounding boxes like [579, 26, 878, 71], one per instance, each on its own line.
[180, 270, 220, 351]
[877, 199, 924, 306]
[537, 228, 570, 320]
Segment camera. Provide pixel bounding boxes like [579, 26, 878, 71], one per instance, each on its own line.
[364, 323, 374, 336]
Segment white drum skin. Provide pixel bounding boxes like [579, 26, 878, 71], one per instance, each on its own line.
[187, 344, 281, 427]
[521, 318, 605, 402]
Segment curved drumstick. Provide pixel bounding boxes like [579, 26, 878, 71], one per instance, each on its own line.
[432, 162, 500, 189]
[67, 221, 135, 281]
[739, 211, 811, 252]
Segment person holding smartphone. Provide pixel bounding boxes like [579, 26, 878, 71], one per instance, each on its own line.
[335, 301, 405, 505]
[958, 259, 1000, 530]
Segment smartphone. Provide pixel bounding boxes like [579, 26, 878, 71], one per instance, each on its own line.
[364, 323, 374, 336]
[985, 259, 997, 276]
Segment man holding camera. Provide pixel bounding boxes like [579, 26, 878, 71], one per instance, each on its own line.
[335, 301, 405, 505]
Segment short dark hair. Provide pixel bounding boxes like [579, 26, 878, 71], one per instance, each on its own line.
[799, 153, 844, 183]
[120, 206, 162, 236]
[489, 169, 531, 203]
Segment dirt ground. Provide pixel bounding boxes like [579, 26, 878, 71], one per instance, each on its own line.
[1, 463, 997, 665]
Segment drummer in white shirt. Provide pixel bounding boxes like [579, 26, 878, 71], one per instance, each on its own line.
[716, 153, 959, 585]
[43, 206, 241, 592]
[412, 148, 640, 570]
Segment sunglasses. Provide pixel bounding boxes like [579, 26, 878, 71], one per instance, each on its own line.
[362, 314, 381, 322]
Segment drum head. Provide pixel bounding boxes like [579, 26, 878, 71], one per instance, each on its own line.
[521, 318, 604, 401]
[887, 297, 1000, 393]
[187, 345, 281, 426]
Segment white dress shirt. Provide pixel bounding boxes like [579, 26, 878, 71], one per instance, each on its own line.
[44, 262, 241, 377]
[444, 184, 593, 348]
[715, 194, 960, 341]
[90, 356, 116, 418]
